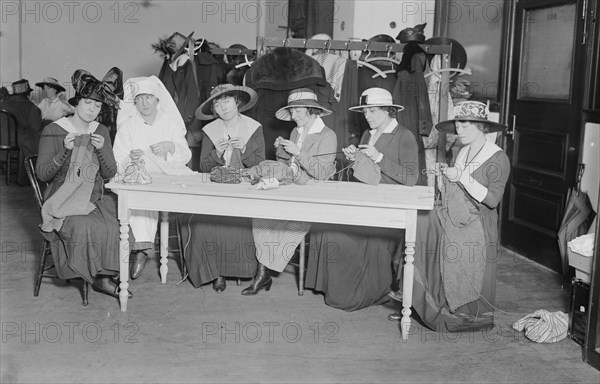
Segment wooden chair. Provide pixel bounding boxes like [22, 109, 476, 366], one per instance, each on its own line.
[0, 109, 21, 184]
[24, 154, 90, 306]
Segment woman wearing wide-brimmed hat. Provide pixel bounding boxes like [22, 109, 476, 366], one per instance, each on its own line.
[242, 88, 337, 295]
[305, 87, 420, 311]
[36, 67, 131, 300]
[388, 100, 510, 331]
[179, 83, 265, 293]
[36, 77, 74, 125]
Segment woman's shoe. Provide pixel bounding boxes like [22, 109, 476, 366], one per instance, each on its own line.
[92, 276, 133, 299]
[388, 290, 403, 302]
[241, 264, 272, 296]
[387, 310, 402, 321]
[213, 276, 226, 293]
[130, 250, 147, 280]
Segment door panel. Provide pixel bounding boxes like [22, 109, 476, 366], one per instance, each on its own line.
[501, 0, 585, 272]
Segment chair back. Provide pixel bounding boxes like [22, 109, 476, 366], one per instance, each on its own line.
[0, 109, 19, 150]
[24, 155, 45, 213]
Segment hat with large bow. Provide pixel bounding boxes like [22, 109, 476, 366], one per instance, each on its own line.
[68, 67, 123, 109]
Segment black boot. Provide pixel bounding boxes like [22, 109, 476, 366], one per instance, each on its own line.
[92, 275, 133, 299]
[241, 263, 272, 295]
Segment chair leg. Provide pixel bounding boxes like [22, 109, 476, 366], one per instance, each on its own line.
[298, 236, 305, 296]
[237, 278, 241, 286]
[82, 281, 89, 306]
[33, 242, 49, 297]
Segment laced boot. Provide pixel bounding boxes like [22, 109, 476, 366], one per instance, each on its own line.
[241, 263, 272, 295]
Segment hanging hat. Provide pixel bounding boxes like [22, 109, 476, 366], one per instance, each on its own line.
[436, 101, 507, 133]
[424, 37, 467, 72]
[152, 31, 195, 63]
[35, 77, 66, 93]
[68, 67, 123, 109]
[11, 79, 33, 95]
[367, 34, 396, 44]
[195, 83, 258, 120]
[349, 88, 404, 112]
[396, 23, 427, 43]
[275, 88, 332, 121]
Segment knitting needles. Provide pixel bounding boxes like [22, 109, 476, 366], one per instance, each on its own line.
[312, 151, 344, 157]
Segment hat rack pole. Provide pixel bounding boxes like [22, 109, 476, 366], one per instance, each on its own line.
[436, 52, 451, 163]
[256, 36, 452, 56]
[209, 47, 256, 56]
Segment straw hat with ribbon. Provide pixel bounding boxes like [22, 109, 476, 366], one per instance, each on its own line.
[195, 84, 258, 120]
[275, 88, 332, 121]
[435, 101, 507, 133]
[348, 88, 404, 112]
[35, 77, 66, 93]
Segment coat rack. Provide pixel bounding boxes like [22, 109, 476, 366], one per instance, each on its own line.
[255, 36, 454, 162]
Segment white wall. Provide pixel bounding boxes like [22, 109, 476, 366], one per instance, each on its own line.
[335, 0, 436, 42]
[0, 0, 269, 94]
[1, 0, 438, 95]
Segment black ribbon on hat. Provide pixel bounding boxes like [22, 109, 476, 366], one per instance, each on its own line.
[71, 67, 123, 109]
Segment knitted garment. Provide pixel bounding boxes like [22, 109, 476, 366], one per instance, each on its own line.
[210, 166, 243, 184]
[41, 135, 98, 232]
[437, 178, 486, 311]
[351, 151, 381, 185]
[244, 160, 295, 186]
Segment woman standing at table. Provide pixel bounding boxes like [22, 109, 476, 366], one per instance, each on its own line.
[242, 88, 337, 295]
[113, 76, 192, 280]
[36, 68, 129, 298]
[389, 100, 510, 332]
[179, 84, 265, 292]
[305, 88, 419, 311]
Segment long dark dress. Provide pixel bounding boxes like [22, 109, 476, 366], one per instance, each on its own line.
[405, 145, 510, 332]
[178, 117, 265, 288]
[36, 120, 119, 284]
[306, 121, 419, 311]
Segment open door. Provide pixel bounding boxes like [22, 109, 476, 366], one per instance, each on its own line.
[501, 0, 587, 272]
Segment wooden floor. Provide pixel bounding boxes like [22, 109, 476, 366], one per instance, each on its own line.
[1, 181, 599, 383]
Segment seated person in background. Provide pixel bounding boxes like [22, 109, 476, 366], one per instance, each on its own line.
[306, 88, 419, 311]
[36, 77, 75, 126]
[1, 79, 43, 184]
[242, 88, 337, 296]
[388, 100, 510, 332]
[178, 84, 264, 293]
[36, 68, 128, 298]
[113, 75, 192, 280]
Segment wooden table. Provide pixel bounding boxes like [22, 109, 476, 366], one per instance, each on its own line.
[106, 173, 434, 340]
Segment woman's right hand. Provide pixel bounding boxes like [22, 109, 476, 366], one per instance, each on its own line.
[342, 145, 358, 161]
[63, 133, 76, 150]
[129, 149, 144, 162]
[215, 138, 229, 156]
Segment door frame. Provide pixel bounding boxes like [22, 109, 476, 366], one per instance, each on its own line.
[499, 0, 588, 269]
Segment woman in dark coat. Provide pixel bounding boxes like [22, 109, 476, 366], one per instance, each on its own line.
[179, 84, 265, 292]
[389, 100, 510, 332]
[306, 88, 419, 311]
[36, 68, 128, 298]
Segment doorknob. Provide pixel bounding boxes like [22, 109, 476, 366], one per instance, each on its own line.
[506, 115, 516, 138]
[568, 146, 576, 152]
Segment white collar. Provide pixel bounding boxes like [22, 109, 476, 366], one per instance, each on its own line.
[54, 117, 99, 134]
[299, 116, 325, 134]
[370, 118, 397, 135]
[456, 140, 502, 169]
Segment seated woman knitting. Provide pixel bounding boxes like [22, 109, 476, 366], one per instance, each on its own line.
[36, 68, 130, 299]
[242, 88, 337, 295]
[389, 100, 510, 332]
[113, 75, 192, 280]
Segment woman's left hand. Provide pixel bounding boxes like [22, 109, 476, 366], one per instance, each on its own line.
[150, 141, 175, 158]
[358, 144, 380, 161]
[281, 139, 300, 156]
[90, 134, 104, 150]
[441, 166, 461, 182]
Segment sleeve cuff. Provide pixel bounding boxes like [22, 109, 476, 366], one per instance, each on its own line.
[375, 153, 384, 163]
[459, 172, 488, 202]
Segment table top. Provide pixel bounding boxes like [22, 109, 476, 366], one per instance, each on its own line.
[107, 173, 435, 211]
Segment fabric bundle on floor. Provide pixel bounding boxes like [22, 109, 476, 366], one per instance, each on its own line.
[512, 310, 569, 343]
